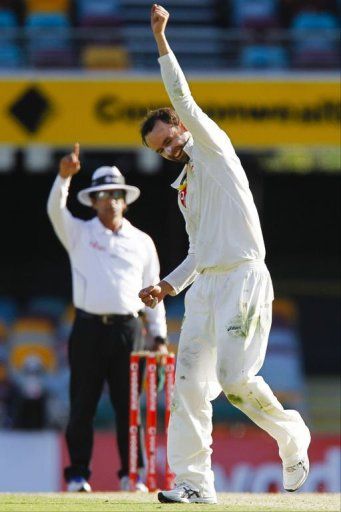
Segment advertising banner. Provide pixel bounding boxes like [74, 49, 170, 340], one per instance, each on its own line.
[59, 430, 340, 492]
[0, 76, 339, 147]
[0, 430, 339, 492]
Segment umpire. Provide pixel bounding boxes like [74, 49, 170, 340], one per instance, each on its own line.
[47, 143, 167, 492]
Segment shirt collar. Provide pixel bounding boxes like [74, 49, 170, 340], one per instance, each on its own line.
[183, 133, 194, 159]
[170, 134, 194, 189]
[171, 167, 187, 190]
[93, 217, 134, 237]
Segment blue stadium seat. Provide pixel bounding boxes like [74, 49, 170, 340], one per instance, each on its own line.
[0, 42, 23, 68]
[231, 0, 279, 29]
[291, 9, 339, 68]
[240, 44, 288, 69]
[0, 9, 17, 28]
[26, 11, 70, 25]
[0, 297, 18, 326]
[77, 0, 122, 27]
[25, 12, 74, 67]
[26, 296, 67, 323]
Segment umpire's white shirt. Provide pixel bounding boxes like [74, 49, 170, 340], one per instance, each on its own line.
[47, 176, 167, 338]
[160, 52, 266, 294]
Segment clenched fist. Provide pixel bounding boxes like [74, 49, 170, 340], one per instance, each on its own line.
[151, 4, 169, 35]
[139, 280, 175, 309]
[59, 143, 81, 179]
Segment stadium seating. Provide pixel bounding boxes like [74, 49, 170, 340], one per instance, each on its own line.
[26, 296, 67, 323]
[240, 42, 289, 69]
[231, 0, 279, 28]
[0, 297, 18, 327]
[0, 1, 339, 77]
[9, 317, 57, 373]
[0, 42, 23, 69]
[291, 7, 339, 68]
[25, 11, 74, 68]
[24, 0, 71, 14]
[0, 8, 17, 27]
[81, 44, 130, 70]
[77, 0, 122, 27]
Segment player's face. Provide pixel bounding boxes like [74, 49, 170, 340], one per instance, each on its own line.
[145, 120, 190, 163]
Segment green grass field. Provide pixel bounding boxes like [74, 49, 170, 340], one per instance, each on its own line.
[0, 493, 340, 512]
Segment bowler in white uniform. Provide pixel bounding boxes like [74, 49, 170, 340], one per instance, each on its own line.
[139, 4, 311, 505]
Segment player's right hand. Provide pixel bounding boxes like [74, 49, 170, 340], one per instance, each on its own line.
[59, 143, 81, 178]
[151, 4, 169, 35]
[139, 284, 163, 309]
[139, 280, 175, 308]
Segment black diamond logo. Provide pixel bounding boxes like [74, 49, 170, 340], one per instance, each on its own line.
[8, 85, 53, 134]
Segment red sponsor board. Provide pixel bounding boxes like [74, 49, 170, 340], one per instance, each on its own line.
[60, 428, 340, 492]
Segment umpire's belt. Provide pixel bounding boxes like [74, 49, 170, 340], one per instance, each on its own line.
[76, 308, 137, 325]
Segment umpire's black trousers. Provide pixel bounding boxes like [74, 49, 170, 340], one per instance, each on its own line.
[64, 309, 144, 482]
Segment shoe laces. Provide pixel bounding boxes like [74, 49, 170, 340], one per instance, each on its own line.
[286, 460, 304, 473]
[176, 481, 191, 489]
[176, 482, 200, 498]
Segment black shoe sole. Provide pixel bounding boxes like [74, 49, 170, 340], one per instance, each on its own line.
[158, 492, 177, 503]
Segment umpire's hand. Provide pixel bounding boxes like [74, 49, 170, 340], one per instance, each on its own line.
[59, 143, 81, 178]
[151, 336, 168, 354]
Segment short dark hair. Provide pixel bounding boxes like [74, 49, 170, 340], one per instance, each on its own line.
[140, 107, 180, 146]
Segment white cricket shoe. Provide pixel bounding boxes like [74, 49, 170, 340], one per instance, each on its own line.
[158, 482, 217, 504]
[67, 477, 91, 492]
[120, 475, 148, 492]
[283, 455, 310, 492]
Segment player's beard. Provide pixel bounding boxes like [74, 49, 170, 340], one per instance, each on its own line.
[170, 135, 191, 163]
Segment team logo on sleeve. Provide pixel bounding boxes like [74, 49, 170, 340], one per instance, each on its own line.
[177, 174, 187, 207]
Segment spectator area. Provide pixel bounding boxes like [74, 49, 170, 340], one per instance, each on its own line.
[0, 294, 339, 433]
[0, 0, 339, 70]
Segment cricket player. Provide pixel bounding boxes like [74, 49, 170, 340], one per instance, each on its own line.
[139, 4, 311, 504]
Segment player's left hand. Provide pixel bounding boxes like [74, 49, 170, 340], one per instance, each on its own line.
[151, 4, 169, 35]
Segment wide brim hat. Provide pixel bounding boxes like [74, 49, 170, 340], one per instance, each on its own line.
[77, 166, 140, 207]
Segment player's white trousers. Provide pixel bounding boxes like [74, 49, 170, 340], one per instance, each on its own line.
[168, 260, 310, 496]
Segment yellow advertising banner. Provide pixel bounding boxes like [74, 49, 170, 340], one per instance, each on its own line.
[0, 76, 339, 147]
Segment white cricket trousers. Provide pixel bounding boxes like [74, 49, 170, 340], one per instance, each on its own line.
[168, 260, 310, 496]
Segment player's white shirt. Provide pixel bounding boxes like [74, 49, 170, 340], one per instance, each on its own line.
[47, 176, 167, 338]
[161, 52, 266, 295]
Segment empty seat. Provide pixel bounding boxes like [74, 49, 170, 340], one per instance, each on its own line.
[25, 12, 74, 67]
[27, 296, 67, 323]
[231, 0, 279, 29]
[0, 42, 23, 68]
[291, 9, 339, 68]
[81, 44, 130, 69]
[0, 297, 18, 326]
[0, 8, 17, 27]
[9, 317, 56, 372]
[240, 44, 288, 69]
[24, 0, 70, 14]
[77, 0, 122, 27]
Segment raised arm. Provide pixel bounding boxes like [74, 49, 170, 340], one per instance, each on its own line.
[151, 4, 228, 152]
[47, 143, 83, 251]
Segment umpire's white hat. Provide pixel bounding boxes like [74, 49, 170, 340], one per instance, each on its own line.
[77, 166, 140, 207]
